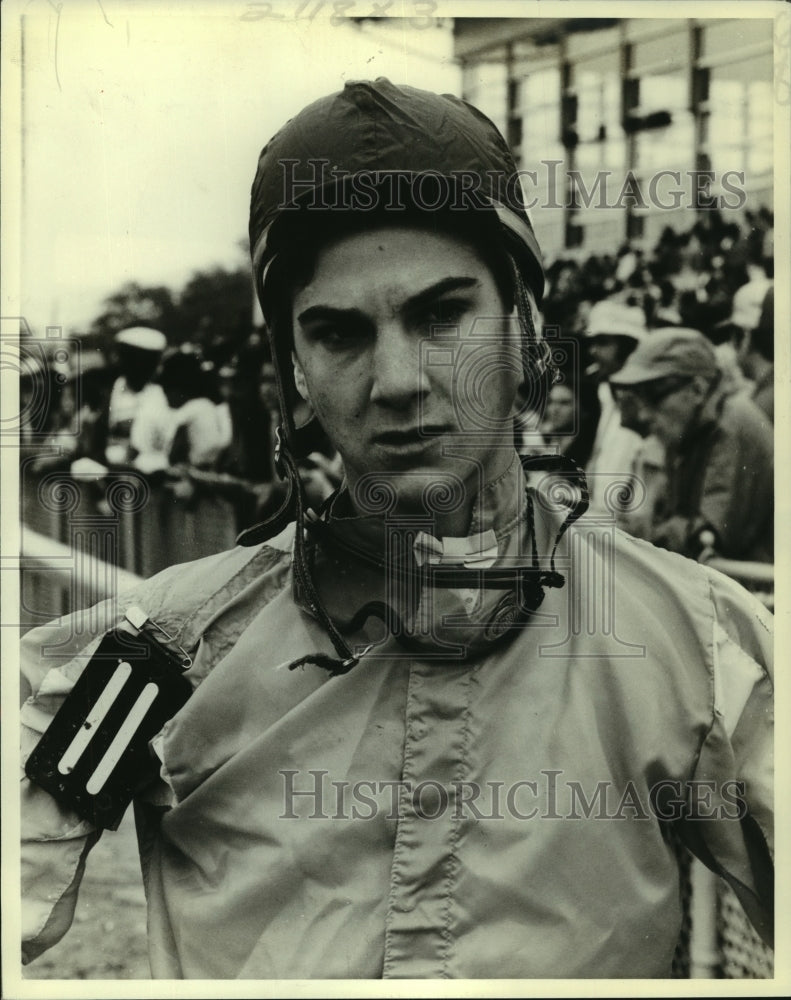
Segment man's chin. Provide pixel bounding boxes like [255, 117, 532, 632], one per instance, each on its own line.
[349, 467, 475, 524]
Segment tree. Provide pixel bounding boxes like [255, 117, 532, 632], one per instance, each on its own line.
[84, 254, 255, 362]
[177, 267, 254, 365]
[88, 282, 181, 347]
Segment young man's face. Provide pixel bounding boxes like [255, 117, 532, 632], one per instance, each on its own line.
[291, 224, 523, 529]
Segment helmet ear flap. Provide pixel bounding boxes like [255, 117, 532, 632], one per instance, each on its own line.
[509, 254, 557, 417]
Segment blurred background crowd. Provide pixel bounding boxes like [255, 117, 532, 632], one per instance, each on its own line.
[20, 205, 774, 569]
[521, 205, 774, 564]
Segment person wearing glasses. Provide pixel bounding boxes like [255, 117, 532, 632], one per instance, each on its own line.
[610, 328, 773, 561]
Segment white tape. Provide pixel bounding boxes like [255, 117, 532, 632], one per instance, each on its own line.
[85, 682, 159, 796]
[57, 661, 132, 775]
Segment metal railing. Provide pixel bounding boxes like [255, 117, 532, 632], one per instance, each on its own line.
[22, 526, 142, 599]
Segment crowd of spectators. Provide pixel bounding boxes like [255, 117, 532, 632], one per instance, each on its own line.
[523, 207, 774, 563]
[21, 207, 775, 564]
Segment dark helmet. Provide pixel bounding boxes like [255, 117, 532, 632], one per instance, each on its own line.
[250, 79, 544, 304]
[248, 78, 550, 460]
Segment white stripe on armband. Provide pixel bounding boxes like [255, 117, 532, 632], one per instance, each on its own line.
[86, 682, 159, 794]
[58, 661, 132, 775]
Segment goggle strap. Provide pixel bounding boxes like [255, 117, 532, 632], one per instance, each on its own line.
[521, 454, 591, 575]
[281, 443, 358, 667]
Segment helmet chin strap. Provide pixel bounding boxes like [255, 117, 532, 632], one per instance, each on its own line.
[274, 440, 362, 672]
[509, 254, 590, 569]
[291, 452, 588, 678]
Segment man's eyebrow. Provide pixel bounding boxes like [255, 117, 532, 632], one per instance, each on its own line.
[295, 276, 480, 327]
[402, 276, 480, 314]
[296, 304, 365, 327]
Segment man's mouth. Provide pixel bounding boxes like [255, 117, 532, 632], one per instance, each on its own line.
[372, 425, 452, 450]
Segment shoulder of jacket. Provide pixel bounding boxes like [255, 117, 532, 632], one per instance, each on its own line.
[147, 521, 294, 596]
[569, 518, 714, 611]
[118, 523, 296, 649]
[609, 528, 771, 637]
[615, 527, 710, 587]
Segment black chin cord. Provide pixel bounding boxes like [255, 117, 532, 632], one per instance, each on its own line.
[520, 454, 590, 575]
[510, 256, 590, 574]
[288, 477, 583, 679]
[278, 445, 363, 675]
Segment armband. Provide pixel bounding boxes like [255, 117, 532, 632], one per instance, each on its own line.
[24, 606, 192, 830]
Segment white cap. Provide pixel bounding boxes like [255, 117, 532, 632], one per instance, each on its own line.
[585, 300, 647, 342]
[730, 279, 773, 332]
[115, 326, 167, 352]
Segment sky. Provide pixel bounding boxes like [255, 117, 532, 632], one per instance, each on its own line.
[12, 1, 460, 335]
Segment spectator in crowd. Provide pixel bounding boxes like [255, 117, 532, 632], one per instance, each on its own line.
[220, 333, 279, 482]
[541, 380, 575, 447]
[70, 351, 117, 462]
[158, 347, 233, 470]
[536, 374, 599, 470]
[610, 328, 773, 562]
[583, 299, 648, 506]
[517, 373, 601, 505]
[703, 278, 768, 400]
[28, 349, 111, 473]
[651, 278, 684, 328]
[731, 282, 774, 423]
[105, 327, 172, 472]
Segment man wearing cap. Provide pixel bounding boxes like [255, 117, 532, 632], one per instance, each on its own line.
[105, 326, 173, 471]
[21, 80, 773, 979]
[733, 283, 774, 423]
[583, 299, 649, 506]
[610, 328, 773, 562]
[713, 277, 774, 408]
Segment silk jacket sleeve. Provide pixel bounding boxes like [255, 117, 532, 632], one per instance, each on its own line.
[20, 538, 292, 963]
[678, 565, 774, 945]
[21, 592, 132, 962]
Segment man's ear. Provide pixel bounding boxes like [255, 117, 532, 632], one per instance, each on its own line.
[292, 352, 311, 403]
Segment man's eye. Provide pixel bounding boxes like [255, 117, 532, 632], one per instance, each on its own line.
[424, 300, 468, 327]
[308, 325, 361, 349]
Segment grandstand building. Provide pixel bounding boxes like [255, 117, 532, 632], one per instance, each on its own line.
[453, 17, 774, 258]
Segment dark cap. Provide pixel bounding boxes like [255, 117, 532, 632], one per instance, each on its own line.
[610, 328, 719, 386]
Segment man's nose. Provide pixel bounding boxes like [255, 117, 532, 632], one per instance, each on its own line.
[369, 322, 430, 407]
